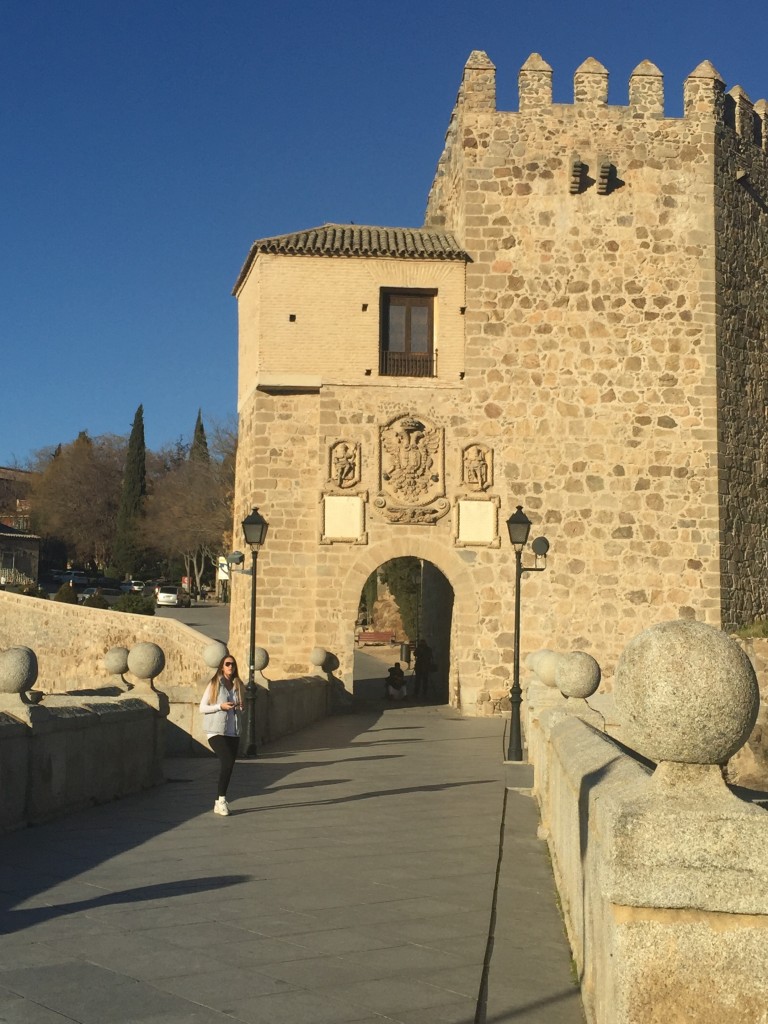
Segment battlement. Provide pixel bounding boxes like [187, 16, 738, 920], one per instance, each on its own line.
[454, 50, 768, 150]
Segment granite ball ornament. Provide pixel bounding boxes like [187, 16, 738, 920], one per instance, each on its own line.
[310, 647, 328, 668]
[127, 642, 166, 681]
[615, 620, 759, 765]
[0, 646, 38, 694]
[252, 647, 269, 672]
[103, 646, 129, 676]
[527, 649, 561, 688]
[556, 651, 601, 699]
[203, 641, 228, 670]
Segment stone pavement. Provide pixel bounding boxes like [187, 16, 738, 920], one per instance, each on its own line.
[0, 707, 585, 1024]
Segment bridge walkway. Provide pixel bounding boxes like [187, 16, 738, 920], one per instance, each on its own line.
[0, 706, 585, 1024]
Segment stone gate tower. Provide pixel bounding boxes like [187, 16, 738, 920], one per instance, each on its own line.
[230, 51, 768, 711]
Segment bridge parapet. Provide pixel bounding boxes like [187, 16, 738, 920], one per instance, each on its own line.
[525, 622, 768, 1024]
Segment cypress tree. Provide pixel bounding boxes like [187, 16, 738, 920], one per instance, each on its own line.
[190, 409, 209, 462]
[113, 405, 147, 575]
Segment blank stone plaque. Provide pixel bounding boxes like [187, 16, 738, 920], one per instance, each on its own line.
[323, 495, 364, 542]
[457, 499, 497, 545]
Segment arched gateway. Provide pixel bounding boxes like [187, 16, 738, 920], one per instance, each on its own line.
[348, 548, 460, 706]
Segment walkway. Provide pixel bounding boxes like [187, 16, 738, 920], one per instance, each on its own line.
[0, 707, 585, 1024]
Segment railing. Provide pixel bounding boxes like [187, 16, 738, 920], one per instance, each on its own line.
[379, 351, 433, 377]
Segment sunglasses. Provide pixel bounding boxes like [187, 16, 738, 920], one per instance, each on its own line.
[223, 662, 235, 668]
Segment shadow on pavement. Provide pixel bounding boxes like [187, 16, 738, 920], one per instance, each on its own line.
[0, 707, 393, 935]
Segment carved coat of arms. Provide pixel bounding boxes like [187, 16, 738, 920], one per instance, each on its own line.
[374, 414, 449, 524]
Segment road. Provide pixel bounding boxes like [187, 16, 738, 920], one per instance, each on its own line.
[154, 601, 230, 642]
[37, 581, 232, 643]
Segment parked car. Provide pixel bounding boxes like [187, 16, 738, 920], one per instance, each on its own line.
[143, 578, 168, 596]
[78, 587, 123, 606]
[156, 585, 191, 608]
[120, 579, 146, 593]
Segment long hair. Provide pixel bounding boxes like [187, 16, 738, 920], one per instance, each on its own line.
[206, 654, 244, 706]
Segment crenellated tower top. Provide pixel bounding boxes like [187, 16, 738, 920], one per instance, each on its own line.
[447, 51, 767, 149]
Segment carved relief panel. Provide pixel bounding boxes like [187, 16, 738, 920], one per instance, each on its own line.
[374, 413, 449, 524]
[327, 440, 361, 490]
[462, 443, 493, 492]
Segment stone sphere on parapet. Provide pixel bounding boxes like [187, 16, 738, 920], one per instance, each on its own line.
[0, 646, 38, 693]
[310, 647, 327, 668]
[614, 620, 759, 765]
[526, 649, 561, 688]
[203, 641, 228, 670]
[556, 651, 601, 698]
[252, 647, 269, 672]
[127, 642, 166, 681]
[309, 647, 337, 672]
[104, 646, 129, 676]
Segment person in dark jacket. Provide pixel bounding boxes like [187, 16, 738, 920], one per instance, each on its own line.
[413, 639, 433, 699]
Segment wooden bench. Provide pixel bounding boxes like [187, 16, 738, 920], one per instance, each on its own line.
[356, 630, 396, 646]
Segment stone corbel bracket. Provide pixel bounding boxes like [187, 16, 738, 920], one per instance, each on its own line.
[569, 157, 587, 194]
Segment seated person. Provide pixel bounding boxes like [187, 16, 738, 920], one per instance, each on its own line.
[385, 662, 407, 700]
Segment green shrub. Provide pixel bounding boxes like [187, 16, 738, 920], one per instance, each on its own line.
[83, 594, 110, 610]
[735, 620, 768, 639]
[21, 585, 48, 599]
[54, 583, 79, 604]
[113, 593, 155, 616]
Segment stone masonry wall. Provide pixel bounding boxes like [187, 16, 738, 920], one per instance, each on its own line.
[231, 52, 768, 712]
[0, 589, 211, 692]
[230, 384, 494, 705]
[231, 390, 322, 676]
[715, 87, 768, 629]
[425, 54, 727, 671]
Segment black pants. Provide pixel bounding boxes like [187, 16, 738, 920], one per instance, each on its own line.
[414, 670, 429, 697]
[209, 735, 239, 797]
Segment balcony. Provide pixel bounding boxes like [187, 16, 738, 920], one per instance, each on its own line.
[379, 351, 433, 378]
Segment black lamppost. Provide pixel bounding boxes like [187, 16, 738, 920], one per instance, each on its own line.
[506, 505, 550, 762]
[240, 507, 268, 757]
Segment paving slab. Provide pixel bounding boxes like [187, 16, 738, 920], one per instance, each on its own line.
[0, 706, 584, 1023]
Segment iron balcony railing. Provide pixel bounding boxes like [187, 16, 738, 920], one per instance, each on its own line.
[379, 351, 434, 377]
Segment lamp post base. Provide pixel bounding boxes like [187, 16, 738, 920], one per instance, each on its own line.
[507, 681, 524, 762]
[240, 678, 258, 758]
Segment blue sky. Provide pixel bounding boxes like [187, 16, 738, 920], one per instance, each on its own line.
[2, 0, 766, 466]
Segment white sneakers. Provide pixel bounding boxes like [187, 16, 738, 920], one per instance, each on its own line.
[214, 797, 230, 816]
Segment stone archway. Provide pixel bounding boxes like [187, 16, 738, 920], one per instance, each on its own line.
[337, 537, 477, 710]
[352, 557, 455, 705]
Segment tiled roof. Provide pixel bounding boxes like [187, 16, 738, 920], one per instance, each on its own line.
[0, 523, 39, 541]
[233, 223, 469, 292]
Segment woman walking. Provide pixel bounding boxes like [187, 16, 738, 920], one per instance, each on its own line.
[200, 654, 244, 815]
